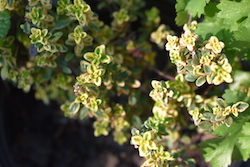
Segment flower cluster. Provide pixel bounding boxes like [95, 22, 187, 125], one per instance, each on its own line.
[29, 28, 67, 54]
[131, 130, 158, 157]
[165, 21, 233, 86]
[65, 0, 98, 27]
[66, 25, 93, 56]
[24, 0, 54, 29]
[150, 24, 174, 48]
[0, 0, 17, 11]
[113, 8, 130, 25]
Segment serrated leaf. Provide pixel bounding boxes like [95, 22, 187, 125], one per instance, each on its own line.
[204, 2, 219, 20]
[200, 137, 234, 167]
[175, 0, 188, 12]
[222, 89, 249, 105]
[175, 0, 189, 26]
[217, 0, 250, 30]
[175, 11, 189, 26]
[195, 19, 227, 40]
[185, 0, 210, 18]
[233, 26, 250, 43]
[200, 117, 250, 166]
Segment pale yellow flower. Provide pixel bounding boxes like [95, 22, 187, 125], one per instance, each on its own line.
[179, 30, 198, 51]
[165, 35, 179, 51]
[205, 36, 225, 54]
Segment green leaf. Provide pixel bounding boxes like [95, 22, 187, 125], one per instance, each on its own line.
[84, 52, 94, 62]
[185, 73, 197, 82]
[185, 0, 210, 18]
[100, 54, 111, 64]
[62, 66, 72, 74]
[55, 43, 68, 52]
[204, 2, 219, 20]
[216, 98, 226, 108]
[85, 83, 99, 94]
[198, 121, 212, 130]
[195, 76, 206, 87]
[49, 32, 63, 42]
[69, 102, 80, 114]
[217, 0, 250, 30]
[200, 117, 250, 166]
[175, 0, 189, 26]
[0, 10, 11, 39]
[79, 107, 89, 120]
[203, 65, 211, 75]
[235, 102, 249, 113]
[215, 112, 225, 122]
[222, 89, 249, 105]
[175, 0, 188, 12]
[195, 19, 227, 40]
[175, 11, 189, 26]
[205, 103, 214, 112]
[129, 93, 137, 106]
[131, 128, 140, 137]
[21, 22, 31, 34]
[200, 137, 233, 167]
[2, 36, 14, 47]
[202, 112, 213, 120]
[230, 70, 250, 90]
[224, 116, 233, 127]
[1, 66, 8, 80]
[233, 26, 250, 43]
[53, 19, 72, 30]
[65, 52, 74, 61]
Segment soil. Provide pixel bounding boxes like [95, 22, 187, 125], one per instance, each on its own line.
[1, 82, 144, 167]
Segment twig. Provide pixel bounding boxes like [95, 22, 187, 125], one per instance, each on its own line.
[203, 84, 214, 96]
[145, 61, 175, 80]
[188, 14, 193, 24]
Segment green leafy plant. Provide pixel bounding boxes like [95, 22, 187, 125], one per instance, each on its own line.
[1, 0, 250, 166]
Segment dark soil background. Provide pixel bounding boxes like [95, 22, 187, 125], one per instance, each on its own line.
[1, 0, 250, 167]
[0, 80, 144, 167]
[0, 1, 176, 166]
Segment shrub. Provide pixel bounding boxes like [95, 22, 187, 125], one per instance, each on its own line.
[1, 0, 250, 166]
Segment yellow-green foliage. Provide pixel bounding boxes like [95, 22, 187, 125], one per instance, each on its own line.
[1, 0, 250, 167]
